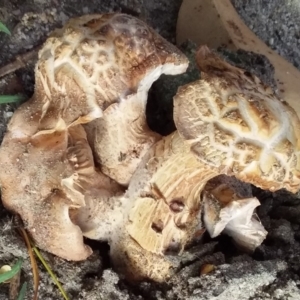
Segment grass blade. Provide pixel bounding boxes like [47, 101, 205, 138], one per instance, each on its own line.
[0, 94, 25, 104]
[0, 22, 11, 35]
[0, 258, 23, 283]
[32, 246, 70, 300]
[17, 282, 27, 300]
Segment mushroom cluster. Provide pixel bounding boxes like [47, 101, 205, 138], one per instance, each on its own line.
[1, 13, 300, 282]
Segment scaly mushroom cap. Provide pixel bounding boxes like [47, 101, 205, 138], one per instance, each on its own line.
[111, 46, 300, 281]
[174, 46, 300, 193]
[35, 13, 187, 128]
[32, 12, 188, 185]
[81, 14, 188, 185]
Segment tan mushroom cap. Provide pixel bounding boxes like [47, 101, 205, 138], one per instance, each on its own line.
[33, 12, 188, 186]
[174, 46, 300, 193]
[32, 13, 187, 131]
[81, 13, 188, 185]
[0, 115, 122, 260]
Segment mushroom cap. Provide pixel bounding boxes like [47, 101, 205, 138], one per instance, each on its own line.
[33, 12, 188, 186]
[0, 113, 122, 260]
[174, 46, 300, 193]
[34, 13, 188, 131]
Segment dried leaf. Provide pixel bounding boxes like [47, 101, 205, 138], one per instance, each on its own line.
[18, 228, 39, 300]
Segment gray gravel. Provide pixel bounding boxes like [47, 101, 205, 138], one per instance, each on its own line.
[232, 0, 300, 69]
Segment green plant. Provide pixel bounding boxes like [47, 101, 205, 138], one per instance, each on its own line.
[0, 21, 11, 35]
[0, 94, 25, 104]
[0, 258, 23, 283]
[0, 258, 27, 299]
[17, 282, 27, 300]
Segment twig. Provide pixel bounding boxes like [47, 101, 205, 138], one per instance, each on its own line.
[0, 47, 40, 79]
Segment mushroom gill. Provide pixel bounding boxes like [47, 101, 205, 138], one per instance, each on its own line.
[0, 118, 88, 260]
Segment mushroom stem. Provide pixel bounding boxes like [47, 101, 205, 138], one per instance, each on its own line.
[70, 194, 125, 241]
[126, 131, 218, 247]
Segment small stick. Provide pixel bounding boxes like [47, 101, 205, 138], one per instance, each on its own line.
[0, 47, 40, 79]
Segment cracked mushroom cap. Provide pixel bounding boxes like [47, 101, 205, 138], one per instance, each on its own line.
[80, 14, 188, 185]
[33, 12, 188, 134]
[174, 46, 300, 193]
[32, 12, 188, 186]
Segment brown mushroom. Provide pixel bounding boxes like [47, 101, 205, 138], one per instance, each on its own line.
[1, 114, 124, 260]
[108, 47, 300, 282]
[0, 13, 187, 260]
[0, 118, 121, 260]
[83, 14, 188, 185]
[32, 12, 188, 186]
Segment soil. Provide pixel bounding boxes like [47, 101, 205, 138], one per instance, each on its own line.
[1, 0, 300, 299]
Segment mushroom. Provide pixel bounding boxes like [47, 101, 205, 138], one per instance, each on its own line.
[1, 12, 299, 284]
[0, 13, 187, 260]
[84, 14, 188, 185]
[0, 116, 122, 260]
[106, 46, 300, 281]
[35, 12, 188, 185]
